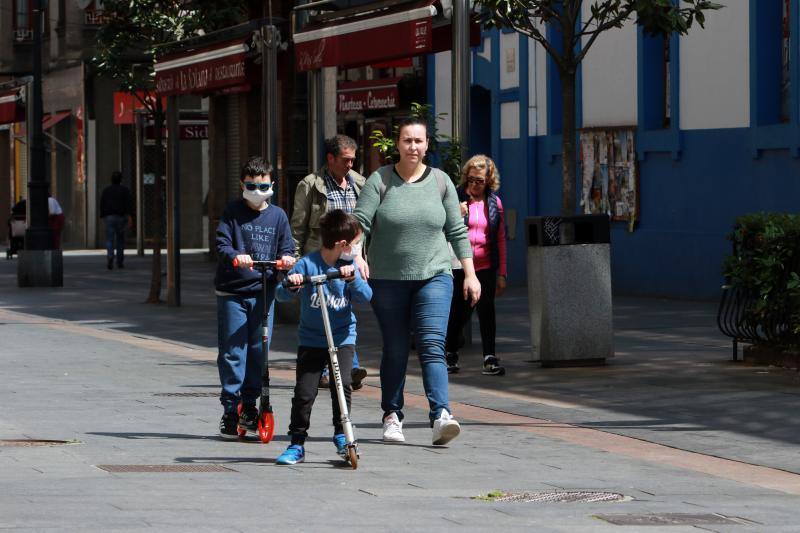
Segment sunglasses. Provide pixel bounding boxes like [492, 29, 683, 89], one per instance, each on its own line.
[467, 177, 486, 185]
[244, 182, 273, 192]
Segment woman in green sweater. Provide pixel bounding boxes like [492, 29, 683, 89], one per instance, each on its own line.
[353, 117, 481, 446]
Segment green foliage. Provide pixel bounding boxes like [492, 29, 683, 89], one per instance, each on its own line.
[368, 102, 465, 184]
[723, 213, 800, 346]
[92, 0, 247, 100]
[472, 490, 506, 501]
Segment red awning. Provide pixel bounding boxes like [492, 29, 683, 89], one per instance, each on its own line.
[42, 111, 71, 130]
[294, 1, 437, 72]
[0, 90, 24, 125]
[154, 38, 251, 96]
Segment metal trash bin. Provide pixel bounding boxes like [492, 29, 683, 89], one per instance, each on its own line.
[525, 215, 613, 367]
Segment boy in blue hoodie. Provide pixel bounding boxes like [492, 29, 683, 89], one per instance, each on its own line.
[214, 156, 296, 439]
[274, 209, 372, 464]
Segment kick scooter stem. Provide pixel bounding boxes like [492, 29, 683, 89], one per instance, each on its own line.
[283, 271, 359, 468]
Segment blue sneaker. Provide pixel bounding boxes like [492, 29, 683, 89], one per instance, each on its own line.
[276, 444, 305, 465]
[333, 434, 347, 458]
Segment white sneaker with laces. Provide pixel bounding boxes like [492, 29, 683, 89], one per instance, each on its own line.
[382, 412, 405, 443]
[432, 409, 461, 445]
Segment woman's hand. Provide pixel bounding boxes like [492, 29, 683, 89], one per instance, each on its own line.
[280, 255, 297, 269]
[354, 254, 369, 280]
[463, 273, 481, 306]
[496, 275, 507, 297]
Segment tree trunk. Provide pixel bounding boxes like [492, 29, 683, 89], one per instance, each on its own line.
[146, 99, 164, 304]
[560, 67, 577, 216]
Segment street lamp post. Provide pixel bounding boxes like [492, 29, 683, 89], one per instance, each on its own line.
[18, 0, 63, 287]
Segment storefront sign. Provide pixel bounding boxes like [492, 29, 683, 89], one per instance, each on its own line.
[294, 5, 435, 72]
[179, 123, 208, 140]
[155, 41, 249, 96]
[337, 78, 400, 113]
[113, 91, 167, 125]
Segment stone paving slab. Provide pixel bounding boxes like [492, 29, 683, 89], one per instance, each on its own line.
[3, 252, 800, 530]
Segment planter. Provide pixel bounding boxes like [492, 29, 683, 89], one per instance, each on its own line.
[743, 344, 800, 370]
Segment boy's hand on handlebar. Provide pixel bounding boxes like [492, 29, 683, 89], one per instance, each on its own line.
[280, 255, 297, 269]
[339, 264, 355, 281]
[234, 254, 253, 269]
[286, 273, 304, 287]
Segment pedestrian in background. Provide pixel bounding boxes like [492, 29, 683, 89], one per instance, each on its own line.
[48, 194, 65, 249]
[99, 171, 132, 270]
[353, 117, 481, 446]
[291, 134, 369, 391]
[445, 155, 507, 376]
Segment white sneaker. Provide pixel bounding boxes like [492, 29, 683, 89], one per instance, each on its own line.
[382, 412, 405, 443]
[432, 409, 461, 446]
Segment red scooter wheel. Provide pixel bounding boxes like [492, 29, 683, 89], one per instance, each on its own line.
[236, 404, 246, 438]
[257, 412, 275, 443]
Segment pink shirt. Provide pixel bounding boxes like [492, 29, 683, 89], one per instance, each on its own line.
[466, 196, 507, 277]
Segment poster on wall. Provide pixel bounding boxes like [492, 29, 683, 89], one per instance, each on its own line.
[579, 128, 639, 227]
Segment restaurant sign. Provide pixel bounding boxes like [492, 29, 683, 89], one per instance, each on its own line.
[155, 41, 249, 96]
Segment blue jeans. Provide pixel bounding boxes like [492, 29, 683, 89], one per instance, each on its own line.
[217, 289, 275, 412]
[370, 273, 453, 422]
[104, 215, 127, 264]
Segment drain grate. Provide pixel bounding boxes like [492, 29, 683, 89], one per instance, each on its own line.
[0, 439, 78, 447]
[96, 464, 235, 473]
[595, 513, 742, 526]
[493, 491, 628, 503]
[153, 392, 219, 397]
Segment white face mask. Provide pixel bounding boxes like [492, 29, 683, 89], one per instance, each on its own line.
[340, 242, 361, 262]
[243, 188, 273, 206]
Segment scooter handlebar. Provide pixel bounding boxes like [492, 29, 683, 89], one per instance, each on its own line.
[232, 258, 290, 270]
[282, 271, 345, 288]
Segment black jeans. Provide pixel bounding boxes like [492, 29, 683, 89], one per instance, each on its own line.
[446, 269, 497, 358]
[289, 345, 354, 444]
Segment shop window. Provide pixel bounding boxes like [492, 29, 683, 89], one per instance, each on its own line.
[781, 0, 792, 123]
[641, 32, 671, 130]
[753, 0, 790, 126]
[13, 0, 34, 42]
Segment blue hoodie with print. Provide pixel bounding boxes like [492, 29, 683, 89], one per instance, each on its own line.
[275, 251, 372, 348]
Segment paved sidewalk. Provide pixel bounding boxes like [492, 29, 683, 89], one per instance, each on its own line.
[2, 251, 800, 531]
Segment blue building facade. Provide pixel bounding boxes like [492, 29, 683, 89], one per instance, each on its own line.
[427, 0, 800, 300]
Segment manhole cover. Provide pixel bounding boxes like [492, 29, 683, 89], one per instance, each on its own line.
[153, 392, 219, 397]
[96, 464, 235, 473]
[492, 491, 628, 503]
[0, 439, 78, 447]
[595, 513, 742, 526]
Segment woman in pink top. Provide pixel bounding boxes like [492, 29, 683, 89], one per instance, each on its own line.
[445, 155, 508, 375]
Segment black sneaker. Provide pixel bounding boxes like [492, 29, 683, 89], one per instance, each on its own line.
[446, 352, 460, 374]
[219, 412, 238, 439]
[238, 406, 258, 433]
[351, 367, 367, 391]
[482, 355, 505, 376]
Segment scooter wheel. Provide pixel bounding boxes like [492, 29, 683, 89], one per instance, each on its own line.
[236, 404, 246, 438]
[347, 446, 358, 470]
[257, 412, 275, 443]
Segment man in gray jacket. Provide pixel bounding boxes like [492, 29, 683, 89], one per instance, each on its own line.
[291, 134, 368, 389]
